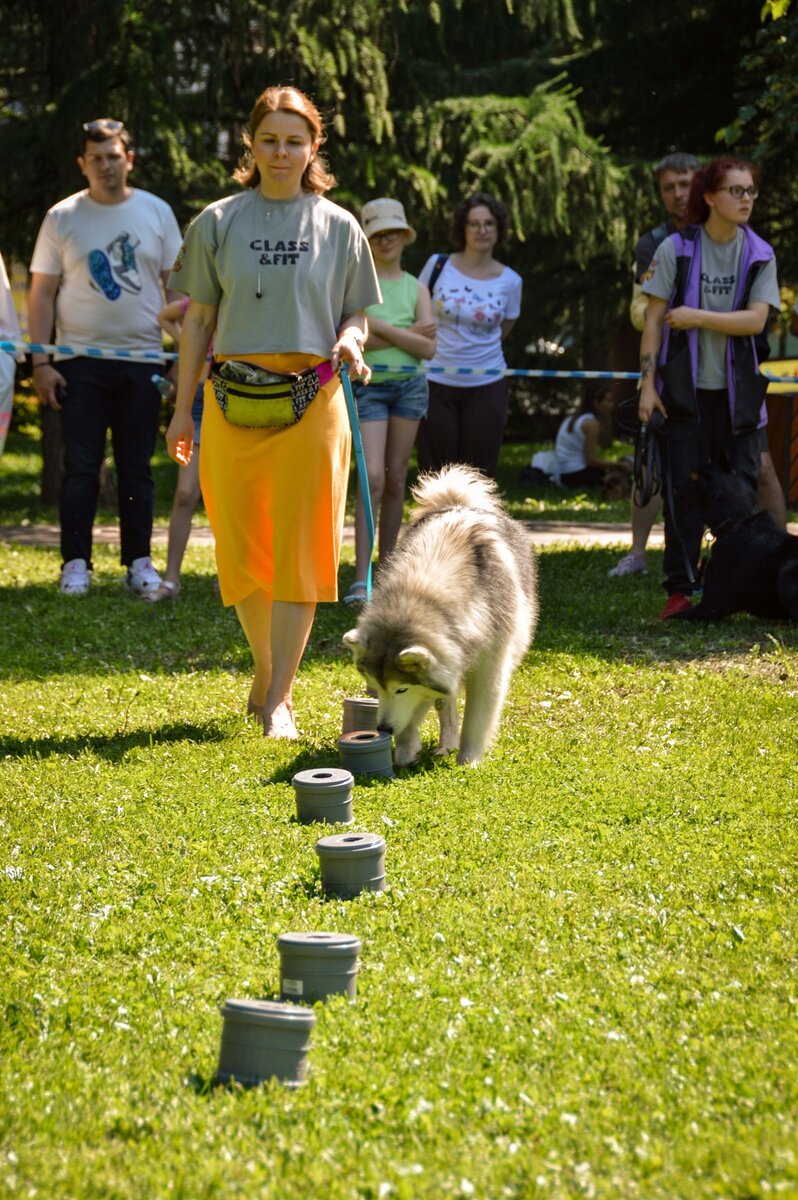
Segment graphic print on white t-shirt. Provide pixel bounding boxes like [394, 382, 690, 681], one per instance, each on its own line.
[88, 231, 143, 300]
[433, 279, 505, 338]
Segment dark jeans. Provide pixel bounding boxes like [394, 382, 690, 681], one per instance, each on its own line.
[662, 389, 759, 595]
[58, 358, 162, 568]
[416, 378, 509, 478]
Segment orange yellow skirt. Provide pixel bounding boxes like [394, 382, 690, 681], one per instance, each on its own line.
[199, 353, 351, 606]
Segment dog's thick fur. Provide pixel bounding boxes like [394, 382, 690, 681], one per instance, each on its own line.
[343, 465, 538, 766]
[680, 464, 798, 622]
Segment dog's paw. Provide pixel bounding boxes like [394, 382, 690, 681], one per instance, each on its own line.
[456, 745, 484, 767]
[435, 737, 459, 756]
[394, 732, 421, 767]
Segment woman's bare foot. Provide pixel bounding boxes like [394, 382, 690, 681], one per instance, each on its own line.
[262, 700, 299, 740]
[247, 687, 265, 723]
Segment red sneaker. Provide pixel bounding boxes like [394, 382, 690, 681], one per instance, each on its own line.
[659, 592, 692, 620]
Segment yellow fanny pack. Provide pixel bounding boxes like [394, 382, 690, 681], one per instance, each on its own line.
[211, 359, 334, 428]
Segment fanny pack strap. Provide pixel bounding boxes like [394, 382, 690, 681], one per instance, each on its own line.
[315, 360, 335, 388]
[340, 365, 374, 600]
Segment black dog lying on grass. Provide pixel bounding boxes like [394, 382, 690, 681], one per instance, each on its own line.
[679, 464, 798, 622]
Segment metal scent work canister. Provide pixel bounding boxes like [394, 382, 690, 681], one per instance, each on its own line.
[291, 768, 354, 824]
[277, 931, 362, 1002]
[341, 696, 378, 736]
[315, 832, 387, 899]
[216, 999, 316, 1088]
[337, 729, 393, 778]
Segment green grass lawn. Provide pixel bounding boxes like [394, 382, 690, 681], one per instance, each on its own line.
[1, 404, 797, 1197]
[1, 513, 797, 1197]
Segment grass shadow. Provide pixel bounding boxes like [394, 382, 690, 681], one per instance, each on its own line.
[0, 719, 229, 762]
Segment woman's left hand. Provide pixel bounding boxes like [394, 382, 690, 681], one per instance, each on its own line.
[331, 329, 372, 384]
[166, 411, 195, 466]
[666, 305, 703, 331]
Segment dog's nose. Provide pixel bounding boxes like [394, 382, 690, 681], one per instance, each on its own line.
[377, 721, 393, 735]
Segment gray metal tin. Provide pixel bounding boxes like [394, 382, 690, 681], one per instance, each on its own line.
[341, 696, 378, 735]
[291, 768, 354, 825]
[277, 931, 362, 1002]
[216, 999, 315, 1088]
[337, 730, 394, 778]
[314, 832, 387, 898]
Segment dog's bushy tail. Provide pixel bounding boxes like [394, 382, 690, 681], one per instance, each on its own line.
[410, 464, 502, 519]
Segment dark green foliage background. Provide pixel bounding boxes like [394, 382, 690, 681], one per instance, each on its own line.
[1, 0, 795, 380]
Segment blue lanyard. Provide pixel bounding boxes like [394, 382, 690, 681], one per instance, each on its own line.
[340, 365, 374, 599]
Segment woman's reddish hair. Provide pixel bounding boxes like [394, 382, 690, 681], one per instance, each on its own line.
[234, 85, 335, 194]
[686, 158, 760, 225]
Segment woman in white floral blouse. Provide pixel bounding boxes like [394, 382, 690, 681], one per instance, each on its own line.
[416, 192, 522, 477]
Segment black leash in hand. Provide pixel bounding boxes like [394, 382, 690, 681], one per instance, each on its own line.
[633, 410, 699, 590]
[633, 409, 664, 508]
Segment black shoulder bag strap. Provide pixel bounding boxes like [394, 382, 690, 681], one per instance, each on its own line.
[738, 260, 769, 363]
[427, 254, 449, 297]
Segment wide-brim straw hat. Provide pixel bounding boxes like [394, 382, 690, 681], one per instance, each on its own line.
[360, 198, 416, 243]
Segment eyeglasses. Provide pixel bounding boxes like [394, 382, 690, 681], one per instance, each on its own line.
[371, 230, 404, 242]
[466, 219, 497, 231]
[82, 118, 124, 134]
[717, 185, 759, 200]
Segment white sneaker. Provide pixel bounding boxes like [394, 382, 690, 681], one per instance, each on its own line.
[125, 556, 162, 597]
[60, 558, 91, 596]
[608, 551, 648, 577]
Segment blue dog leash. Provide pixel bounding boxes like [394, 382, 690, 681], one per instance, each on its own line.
[340, 364, 375, 599]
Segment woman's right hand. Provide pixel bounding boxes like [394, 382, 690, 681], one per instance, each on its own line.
[332, 329, 371, 384]
[32, 364, 67, 410]
[166, 411, 194, 466]
[638, 386, 666, 425]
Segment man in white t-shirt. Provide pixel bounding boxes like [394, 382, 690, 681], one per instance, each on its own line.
[28, 118, 182, 596]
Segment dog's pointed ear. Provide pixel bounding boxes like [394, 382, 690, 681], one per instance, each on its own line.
[397, 645, 433, 671]
[343, 629, 364, 653]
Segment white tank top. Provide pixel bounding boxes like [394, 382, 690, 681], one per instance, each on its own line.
[555, 413, 593, 474]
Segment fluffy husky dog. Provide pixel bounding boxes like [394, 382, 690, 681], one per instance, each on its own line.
[343, 465, 538, 766]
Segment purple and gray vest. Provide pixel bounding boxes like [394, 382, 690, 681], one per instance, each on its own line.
[657, 224, 774, 432]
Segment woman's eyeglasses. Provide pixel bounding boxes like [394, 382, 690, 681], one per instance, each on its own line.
[466, 219, 497, 231]
[717, 185, 759, 200]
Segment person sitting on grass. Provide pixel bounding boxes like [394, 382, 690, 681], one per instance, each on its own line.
[554, 383, 631, 490]
[344, 198, 436, 605]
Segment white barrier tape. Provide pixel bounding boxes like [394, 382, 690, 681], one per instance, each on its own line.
[3, 340, 176, 363]
[3, 341, 797, 384]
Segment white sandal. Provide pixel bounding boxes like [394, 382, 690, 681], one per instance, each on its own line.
[142, 580, 180, 603]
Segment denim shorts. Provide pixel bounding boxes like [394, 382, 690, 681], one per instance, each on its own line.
[191, 383, 205, 444]
[354, 372, 429, 422]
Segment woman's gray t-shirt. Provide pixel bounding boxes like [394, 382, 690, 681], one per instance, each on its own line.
[168, 190, 381, 358]
[642, 228, 779, 389]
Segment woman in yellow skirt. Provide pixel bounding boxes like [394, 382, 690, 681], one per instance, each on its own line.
[165, 86, 380, 738]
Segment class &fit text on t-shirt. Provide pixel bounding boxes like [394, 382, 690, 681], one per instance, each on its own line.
[249, 238, 309, 265]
